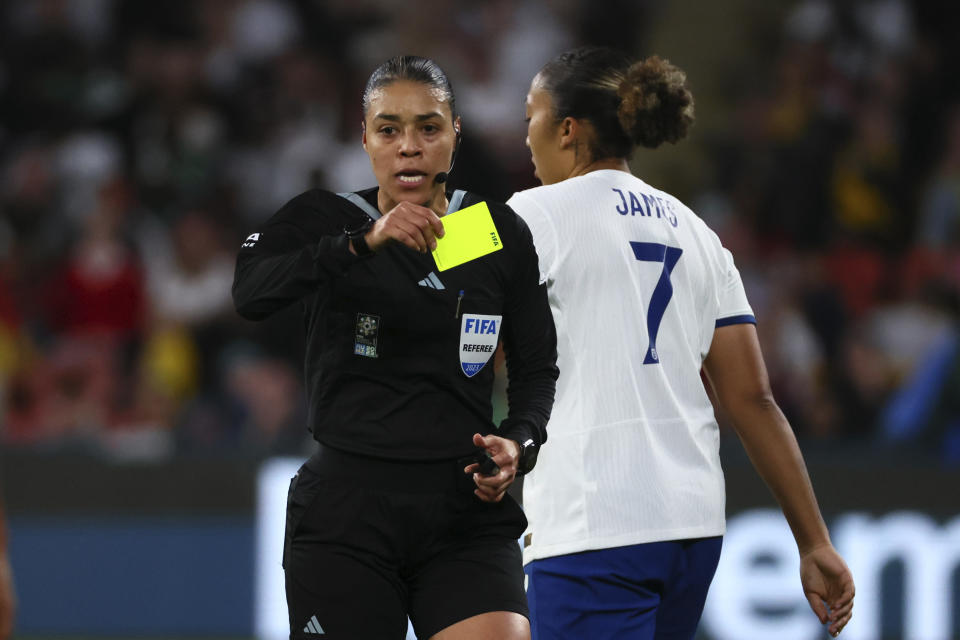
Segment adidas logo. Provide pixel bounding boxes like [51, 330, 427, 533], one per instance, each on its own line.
[303, 615, 325, 635]
[417, 271, 445, 290]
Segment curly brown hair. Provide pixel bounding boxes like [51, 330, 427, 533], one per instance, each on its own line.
[537, 48, 694, 160]
[617, 55, 694, 149]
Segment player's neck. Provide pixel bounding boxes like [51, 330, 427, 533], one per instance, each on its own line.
[567, 157, 631, 180]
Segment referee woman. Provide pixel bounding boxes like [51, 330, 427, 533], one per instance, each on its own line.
[233, 56, 557, 640]
[507, 48, 854, 639]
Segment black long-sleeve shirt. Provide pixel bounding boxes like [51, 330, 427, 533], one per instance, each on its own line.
[232, 187, 558, 460]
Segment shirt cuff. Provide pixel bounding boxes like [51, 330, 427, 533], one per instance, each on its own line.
[715, 313, 756, 328]
[498, 419, 540, 448]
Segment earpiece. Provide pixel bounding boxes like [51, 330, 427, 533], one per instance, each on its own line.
[435, 126, 462, 185]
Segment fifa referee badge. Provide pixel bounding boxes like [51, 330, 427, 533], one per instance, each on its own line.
[354, 313, 381, 358]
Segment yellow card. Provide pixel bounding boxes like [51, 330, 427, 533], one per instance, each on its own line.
[432, 201, 503, 271]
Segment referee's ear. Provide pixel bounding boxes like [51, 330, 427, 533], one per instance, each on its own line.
[451, 117, 462, 166]
[361, 121, 368, 149]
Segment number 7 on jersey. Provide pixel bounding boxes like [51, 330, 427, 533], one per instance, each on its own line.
[629, 242, 683, 364]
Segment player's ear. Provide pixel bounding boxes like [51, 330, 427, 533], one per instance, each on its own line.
[361, 120, 367, 149]
[558, 117, 578, 150]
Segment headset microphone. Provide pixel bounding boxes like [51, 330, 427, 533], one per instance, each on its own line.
[433, 128, 460, 186]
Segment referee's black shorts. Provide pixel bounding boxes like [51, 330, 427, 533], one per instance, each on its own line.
[283, 443, 529, 640]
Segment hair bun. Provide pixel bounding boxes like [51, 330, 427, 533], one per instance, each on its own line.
[617, 56, 694, 149]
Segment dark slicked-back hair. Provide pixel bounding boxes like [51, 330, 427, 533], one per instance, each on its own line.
[362, 55, 457, 119]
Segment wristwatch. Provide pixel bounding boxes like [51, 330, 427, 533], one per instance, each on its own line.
[344, 217, 374, 256]
[513, 438, 539, 476]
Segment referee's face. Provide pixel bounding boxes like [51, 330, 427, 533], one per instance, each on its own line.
[363, 80, 459, 213]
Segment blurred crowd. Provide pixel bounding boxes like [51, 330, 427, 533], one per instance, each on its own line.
[0, 0, 958, 463]
[698, 0, 960, 463]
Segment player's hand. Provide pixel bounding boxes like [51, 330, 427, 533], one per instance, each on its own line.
[800, 544, 854, 637]
[0, 552, 16, 640]
[464, 433, 520, 503]
[364, 201, 444, 253]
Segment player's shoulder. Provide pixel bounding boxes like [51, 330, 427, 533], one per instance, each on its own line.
[508, 178, 581, 207]
[509, 171, 643, 217]
[628, 177, 714, 237]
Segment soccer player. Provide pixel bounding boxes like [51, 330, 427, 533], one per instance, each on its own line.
[232, 56, 558, 640]
[507, 47, 855, 639]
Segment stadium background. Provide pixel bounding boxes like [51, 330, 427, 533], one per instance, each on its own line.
[1, 0, 959, 638]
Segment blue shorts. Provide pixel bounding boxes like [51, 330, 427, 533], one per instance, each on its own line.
[524, 537, 722, 640]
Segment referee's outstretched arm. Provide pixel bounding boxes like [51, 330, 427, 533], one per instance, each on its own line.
[232, 192, 362, 321]
[703, 322, 855, 638]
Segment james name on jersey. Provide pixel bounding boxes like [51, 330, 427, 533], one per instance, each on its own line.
[611, 188, 679, 227]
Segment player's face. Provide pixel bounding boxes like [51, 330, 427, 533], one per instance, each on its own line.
[524, 75, 568, 185]
[363, 80, 459, 209]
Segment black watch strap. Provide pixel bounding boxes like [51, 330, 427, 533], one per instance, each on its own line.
[344, 217, 374, 256]
[514, 438, 538, 476]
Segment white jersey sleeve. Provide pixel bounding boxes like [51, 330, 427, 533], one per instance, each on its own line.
[508, 170, 754, 563]
[713, 238, 754, 325]
[507, 191, 559, 284]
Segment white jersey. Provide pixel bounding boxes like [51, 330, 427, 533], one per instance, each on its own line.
[507, 170, 754, 563]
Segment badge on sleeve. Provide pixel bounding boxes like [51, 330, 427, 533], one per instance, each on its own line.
[459, 313, 502, 377]
[354, 313, 380, 358]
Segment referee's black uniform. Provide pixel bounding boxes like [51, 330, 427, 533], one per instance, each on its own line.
[232, 187, 558, 639]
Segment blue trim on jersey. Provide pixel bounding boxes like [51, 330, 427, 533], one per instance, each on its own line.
[715, 314, 756, 328]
